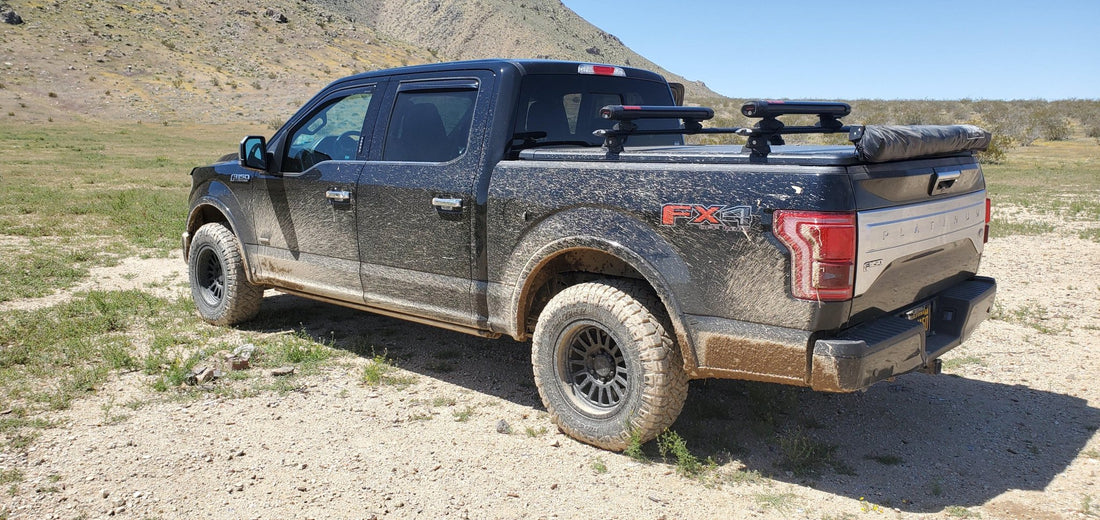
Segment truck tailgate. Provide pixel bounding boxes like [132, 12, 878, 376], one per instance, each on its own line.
[848, 157, 988, 325]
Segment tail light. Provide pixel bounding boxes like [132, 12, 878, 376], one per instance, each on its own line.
[773, 210, 856, 301]
[984, 198, 991, 243]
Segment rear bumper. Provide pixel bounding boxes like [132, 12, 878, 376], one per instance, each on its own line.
[809, 276, 996, 392]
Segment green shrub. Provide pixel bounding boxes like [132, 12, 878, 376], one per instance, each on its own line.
[977, 134, 1012, 164]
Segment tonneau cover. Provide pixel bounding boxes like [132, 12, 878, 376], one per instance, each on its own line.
[851, 125, 991, 163]
[517, 145, 863, 166]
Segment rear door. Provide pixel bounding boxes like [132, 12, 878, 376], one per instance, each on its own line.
[248, 84, 381, 302]
[357, 72, 495, 327]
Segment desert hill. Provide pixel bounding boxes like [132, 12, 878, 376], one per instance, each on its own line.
[0, 0, 713, 126]
[316, 0, 710, 96]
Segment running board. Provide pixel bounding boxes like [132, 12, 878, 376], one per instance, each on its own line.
[273, 288, 501, 339]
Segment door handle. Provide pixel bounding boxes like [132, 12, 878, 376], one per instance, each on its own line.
[931, 170, 961, 193]
[325, 189, 351, 203]
[431, 197, 463, 210]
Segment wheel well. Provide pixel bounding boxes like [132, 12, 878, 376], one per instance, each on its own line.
[184, 205, 230, 260]
[189, 205, 229, 233]
[519, 248, 652, 337]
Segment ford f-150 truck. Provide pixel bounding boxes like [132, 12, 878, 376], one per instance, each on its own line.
[184, 59, 996, 450]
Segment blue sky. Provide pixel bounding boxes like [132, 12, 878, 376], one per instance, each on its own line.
[560, 1, 1100, 100]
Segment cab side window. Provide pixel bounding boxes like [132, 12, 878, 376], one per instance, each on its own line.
[283, 92, 373, 173]
[383, 89, 477, 163]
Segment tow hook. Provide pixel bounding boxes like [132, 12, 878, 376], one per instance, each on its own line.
[919, 358, 943, 375]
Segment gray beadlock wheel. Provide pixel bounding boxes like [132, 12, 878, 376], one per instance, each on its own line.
[188, 222, 262, 326]
[532, 279, 688, 451]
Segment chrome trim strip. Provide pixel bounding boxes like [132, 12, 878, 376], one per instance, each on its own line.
[855, 191, 986, 296]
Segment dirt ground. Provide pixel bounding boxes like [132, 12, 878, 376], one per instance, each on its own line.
[2, 232, 1099, 520]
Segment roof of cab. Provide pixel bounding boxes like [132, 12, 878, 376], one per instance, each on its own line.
[328, 59, 668, 86]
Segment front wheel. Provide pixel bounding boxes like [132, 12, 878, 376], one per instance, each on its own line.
[532, 279, 688, 451]
[188, 222, 262, 326]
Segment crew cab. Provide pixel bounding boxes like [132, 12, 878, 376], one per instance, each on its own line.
[184, 59, 996, 450]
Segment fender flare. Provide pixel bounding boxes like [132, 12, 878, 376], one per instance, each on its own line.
[503, 208, 702, 371]
[183, 180, 253, 269]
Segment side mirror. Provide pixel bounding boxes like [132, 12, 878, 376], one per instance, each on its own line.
[239, 135, 269, 171]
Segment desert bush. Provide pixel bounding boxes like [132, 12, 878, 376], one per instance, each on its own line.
[682, 97, 1099, 146]
[1029, 107, 1071, 141]
[1087, 125, 1100, 143]
[977, 134, 1012, 164]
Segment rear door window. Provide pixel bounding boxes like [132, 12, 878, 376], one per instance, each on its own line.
[382, 84, 479, 163]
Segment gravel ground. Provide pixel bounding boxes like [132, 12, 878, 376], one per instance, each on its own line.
[2, 232, 1098, 520]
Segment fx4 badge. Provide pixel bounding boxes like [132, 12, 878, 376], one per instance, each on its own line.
[661, 204, 756, 231]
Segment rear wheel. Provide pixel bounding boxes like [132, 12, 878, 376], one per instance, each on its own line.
[188, 222, 262, 326]
[532, 279, 688, 450]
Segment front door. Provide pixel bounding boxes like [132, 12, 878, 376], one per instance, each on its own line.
[250, 85, 379, 302]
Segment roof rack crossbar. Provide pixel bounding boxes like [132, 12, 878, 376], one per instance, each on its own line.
[596, 101, 853, 159]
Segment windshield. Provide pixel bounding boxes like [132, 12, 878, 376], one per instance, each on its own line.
[512, 74, 683, 150]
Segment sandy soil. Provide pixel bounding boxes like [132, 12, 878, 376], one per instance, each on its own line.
[2, 232, 1099, 520]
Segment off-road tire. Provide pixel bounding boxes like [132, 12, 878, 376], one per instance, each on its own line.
[188, 222, 262, 326]
[532, 279, 688, 451]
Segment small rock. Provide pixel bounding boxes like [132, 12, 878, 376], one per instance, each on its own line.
[272, 367, 295, 377]
[229, 357, 250, 371]
[189, 366, 216, 385]
[264, 9, 288, 23]
[495, 420, 511, 434]
[547, 439, 560, 448]
[1, 6, 23, 25]
[232, 343, 255, 360]
[101, 489, 110, 499]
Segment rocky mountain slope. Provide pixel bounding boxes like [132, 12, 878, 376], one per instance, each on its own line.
[0, 0, 713, 125]
[317, 0, 710, 96]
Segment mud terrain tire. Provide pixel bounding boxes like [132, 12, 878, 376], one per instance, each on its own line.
[532, 279, 688, 451]
[188, 222, 262, 326]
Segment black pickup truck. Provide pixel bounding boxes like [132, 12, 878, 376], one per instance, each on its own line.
[184, 59, 996, 450]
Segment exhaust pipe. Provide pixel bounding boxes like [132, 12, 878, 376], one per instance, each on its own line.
[919, 358, 943, 375]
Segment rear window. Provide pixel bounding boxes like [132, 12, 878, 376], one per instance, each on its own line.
[513, 74, 682, 147]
